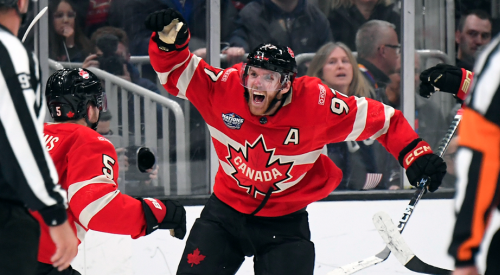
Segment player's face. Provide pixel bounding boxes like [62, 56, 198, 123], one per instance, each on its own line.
[322, 47, 353, 92]
[245, 66, 283, 116]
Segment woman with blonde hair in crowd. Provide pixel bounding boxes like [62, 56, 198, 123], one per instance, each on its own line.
[307, 42, 397, 190]
[307, 42, 373, 98]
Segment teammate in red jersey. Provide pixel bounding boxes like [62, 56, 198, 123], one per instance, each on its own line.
[31, 68, 187, 275]
[146, 9, 447, 275]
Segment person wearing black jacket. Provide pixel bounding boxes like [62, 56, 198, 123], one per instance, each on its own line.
[326, 0, 400, 51]
[226, 0, 332, 69]
[0, 0, 78, 274]
[108, 0, 238, 57]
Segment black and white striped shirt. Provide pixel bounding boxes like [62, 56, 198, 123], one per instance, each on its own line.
[0, 24, 67, 226]
[448, 33, 500, 266]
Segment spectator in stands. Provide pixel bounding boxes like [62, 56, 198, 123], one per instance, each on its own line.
[225, 0, 332, 70]
[82, 26, 160, 94]
[356, 20, 399, 91]
[48, 0, 91, 62]
[307, 42, 388, 190]
[107, 0, 238, 59]
[82, 26, 162, 141]
[84, 0, 112, 37]
[455, 9, 492, 71]
[356, 20, 402, 189]
[322, 0, 400, 51]
[307, 42, 373, 98]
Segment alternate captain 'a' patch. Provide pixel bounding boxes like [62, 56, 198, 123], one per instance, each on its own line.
[222, 113, 244, 129]
[226, 135, 294, 198]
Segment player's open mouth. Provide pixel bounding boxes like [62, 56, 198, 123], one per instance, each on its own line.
[253, 91, 266, 104]
[336, 73, 346, 77]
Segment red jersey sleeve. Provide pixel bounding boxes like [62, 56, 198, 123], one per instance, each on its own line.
[323, 87, 420, 160]
[67, 133, 146, 238]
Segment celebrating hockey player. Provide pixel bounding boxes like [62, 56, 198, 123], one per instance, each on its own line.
[31, 68, 187, 275]
[146, 8, 447, 275]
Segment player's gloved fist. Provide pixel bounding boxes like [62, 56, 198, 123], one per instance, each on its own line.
[419, 63, 473, 102]
[144, 9, 189, 52]
[140, 198, 187, 239]
[398, 139, 447, 192]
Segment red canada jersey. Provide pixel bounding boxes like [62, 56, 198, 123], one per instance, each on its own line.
[149, 37, 420, 217]
[31, 123, 147, 264]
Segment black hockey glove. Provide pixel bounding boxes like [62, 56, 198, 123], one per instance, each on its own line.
[398, 138, 447, 192]
[419, 63, 473, 103]
[140, 198, 187, 239]
[144, 9, 190, 52]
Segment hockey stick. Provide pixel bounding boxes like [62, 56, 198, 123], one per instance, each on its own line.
[21, 6, 48, 43]
[373, 211, 451, 274]
[328, 109, 462, 275]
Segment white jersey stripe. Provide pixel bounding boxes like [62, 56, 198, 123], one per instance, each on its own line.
[454, 148, 473, 212]
[68, 175, 116, 202]
[75, 222, 87, 242]
[0, 71, 58, 206]
[345, 97, 368, 141]
[177, 55, 201, 100]
[470, 45, 500, 115]
[79, 190, 120, 228]
[156, 54, 191, 85]
[370, 105, 395, 140]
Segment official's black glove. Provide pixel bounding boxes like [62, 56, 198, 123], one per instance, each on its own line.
[419, 63, 473, 102]
[140, 198, 187, 239]
[144, 9, 190, 52]
[398, 139, 447, 192]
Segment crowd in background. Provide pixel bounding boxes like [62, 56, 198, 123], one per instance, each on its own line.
[20, 0, 497, 193]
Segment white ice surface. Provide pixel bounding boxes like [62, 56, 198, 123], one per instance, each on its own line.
[71, 199, 500, 275]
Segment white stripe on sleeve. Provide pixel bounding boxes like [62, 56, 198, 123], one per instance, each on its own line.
[345, 97, 368, 141]
[177, 55, 201, 99]
[68, 175, 116, 202]
[370, 105, 395, 140]
[79, 190, 120, 228]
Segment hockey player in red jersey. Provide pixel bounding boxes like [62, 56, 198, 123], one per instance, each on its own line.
[146, 9, 447, 275]
[31, 68, 187, 275]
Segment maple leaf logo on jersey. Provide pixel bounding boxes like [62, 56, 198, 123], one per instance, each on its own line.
[227, 136, 294, 197]
[187, 248, 205, 267]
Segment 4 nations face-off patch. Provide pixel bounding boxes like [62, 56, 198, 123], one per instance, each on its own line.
[222, 112, 244, 129]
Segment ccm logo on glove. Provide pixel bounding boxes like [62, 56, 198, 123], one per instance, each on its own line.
[403, 140, 432, 169]
[457, 69, 473, 100]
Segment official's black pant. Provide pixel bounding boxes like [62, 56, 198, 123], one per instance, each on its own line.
[0, 199, 40, 275]
[485, 227, 500, 275]
[177, 194, 315, 275]
[36, 262, 81, 275]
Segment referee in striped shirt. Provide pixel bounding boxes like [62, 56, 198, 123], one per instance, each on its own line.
[447, 33, 500, 275]
[0, 0, 77, 274]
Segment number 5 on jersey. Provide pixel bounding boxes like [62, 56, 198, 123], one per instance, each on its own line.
[102, 155, 115, 180]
